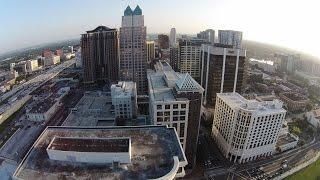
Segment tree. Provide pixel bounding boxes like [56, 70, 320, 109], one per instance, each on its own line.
[292, 126, 301, 136]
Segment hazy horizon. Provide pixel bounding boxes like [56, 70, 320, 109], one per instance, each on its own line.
[1, 0, 320, 58]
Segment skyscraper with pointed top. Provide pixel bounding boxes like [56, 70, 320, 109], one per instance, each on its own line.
[120, 5, 147, 95]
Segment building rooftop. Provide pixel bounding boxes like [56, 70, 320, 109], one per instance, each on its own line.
[48, 137, 130, 152]
[29, 96, 56, 113]
[62, 91, 115, 126]
[13, 126, 187, 180]
[281, 92, 308, 102]
[277, 133, 299, 146]
[148, 61, 203, 102]
[86, 26, 116, 34]
[111, 81, 136, 99]
[313, 109, 320, 118]
[217, 92, 286, 114]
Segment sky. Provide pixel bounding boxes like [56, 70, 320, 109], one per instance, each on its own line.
[1, 0, 320, 57]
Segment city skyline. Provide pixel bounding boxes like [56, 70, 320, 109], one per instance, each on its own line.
[1, 0, 320, 58]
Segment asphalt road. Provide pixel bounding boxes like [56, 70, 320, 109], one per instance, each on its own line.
[204, 131, 320, 179]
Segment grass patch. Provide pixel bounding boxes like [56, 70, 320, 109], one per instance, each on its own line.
[286, 158, 320, 180]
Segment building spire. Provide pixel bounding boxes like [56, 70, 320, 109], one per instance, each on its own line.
[133, 5, 142, 15]
[124, 5, 133, 16]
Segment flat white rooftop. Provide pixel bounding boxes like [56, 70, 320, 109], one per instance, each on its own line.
[217, 92, 286, 114]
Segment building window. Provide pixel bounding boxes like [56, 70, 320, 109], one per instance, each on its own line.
[173, 117, 178, 121]
[164, 111, 170, 116]
[157, 105, 162, 110]
[173, 111, 179, 115]
[181, 104, 186, 108]
[180, 116, 185, 121]
[157, 117, 163, 122]
[165, 105, 170, 109]
[180, 111, 186, 115]
[173, 123, 178, 130]
[173, 104, 178, 109]
[180, 123, 185, 137]
[157, 112, 163, 116]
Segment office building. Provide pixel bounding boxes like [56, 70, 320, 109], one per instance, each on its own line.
[146, 40, 155, 62]
[170, 28, 177, 47]
[111, 81, 137, 119]
[148, 61, 204, 168]
[212, 92, 286, 163]
[158, 34, 169, 49]
[197, 29, 215, 45]
[178, 38, 207, 83]
[13, 125, 188, 179]
[201, 44, 246, 107]
[81, 26, 119, 84]
[120, 5, 148, 95]
[218, 30, 243, 48]
[170, 46, 179, 72]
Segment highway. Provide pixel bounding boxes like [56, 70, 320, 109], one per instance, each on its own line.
[0, 59, 75, 125]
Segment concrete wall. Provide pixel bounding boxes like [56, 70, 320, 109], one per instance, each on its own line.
[47, 149, 131, 164]
[0, 95, 31, 124]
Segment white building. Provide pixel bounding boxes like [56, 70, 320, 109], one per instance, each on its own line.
[47, 137, 131, 164]
[212, 92, 286, 163]
[218, 30, 243, 48]
[169, 28, 176, 47]
[111, 81, 137, 119]
[26, 59, 39, 72]
[306, 108, 320, 128]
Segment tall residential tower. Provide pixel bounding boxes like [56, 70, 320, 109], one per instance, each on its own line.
[119, 5, 148, 95]
[169, 28, 177, 47]
[81, 26, 119, 84]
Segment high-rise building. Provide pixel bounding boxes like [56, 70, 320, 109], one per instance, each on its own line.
[148, 61, 204, 168]
[276, 53, 299, 74]
[218, 30, 243, 48]
[178, 38, 207, 83]
[158, 34, 169, 49]
[201, 44, 246, 107]
[212, 92, 286, 163]
[111, 81, 138, 119]
[169, 28, 177, 47]
[81, 26, 119, 84]
[197, 29, 215, 45]
[169, 46, 179, 72]
[120, 5, 147, 95]
[146, 41, 155, 62]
